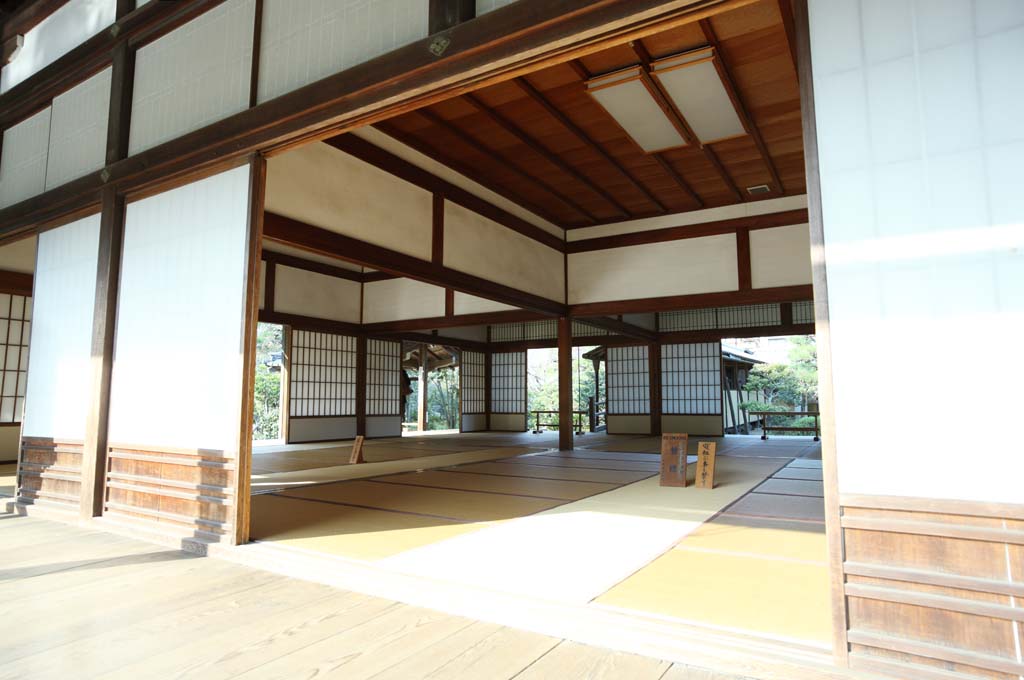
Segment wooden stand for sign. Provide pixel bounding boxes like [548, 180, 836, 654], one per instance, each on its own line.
[695, 441, 717, 489]
[660, 433, 689, 487]
[349, 435, 365, 464]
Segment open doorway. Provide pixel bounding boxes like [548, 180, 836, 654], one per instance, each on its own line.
[402, 343, 461, 435]
[252, 322, 285, 445]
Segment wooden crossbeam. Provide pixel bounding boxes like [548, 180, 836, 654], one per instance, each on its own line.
[576, 316, 658, 342]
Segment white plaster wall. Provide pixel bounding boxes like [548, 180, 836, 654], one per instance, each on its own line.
[444, 202, 564, 303]
[366, 415, 401, 438]
[452, 292, 517, 316]
[0, 236, 37, 274]
[288, 416, 356, 443]
[46, 67, 111, 190]
[274, 265, 361, 323]
[22, 214, 101, 440]
[809, 0, 1024, 504]
[0, 0, 115, 93]
[362, 278, 445, 324]
[749, 224, 813, 289]
[257, 0, 428, 104]
[0, 107, 51, 209]
[569, 234, 738, 304]
[109, 166, 251, 451]
[266, 142, 433, 261]
[129, 0, 255, 154]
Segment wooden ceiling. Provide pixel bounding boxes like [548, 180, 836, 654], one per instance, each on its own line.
[375, 0, 803, 229]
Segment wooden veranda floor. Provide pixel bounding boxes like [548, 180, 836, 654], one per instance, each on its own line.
[0, 510, 745, 679]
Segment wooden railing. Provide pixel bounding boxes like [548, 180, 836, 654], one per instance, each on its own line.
[588, 396, 606, 432]
[531, 410, 587, 434]
[747, 410, 820, 441]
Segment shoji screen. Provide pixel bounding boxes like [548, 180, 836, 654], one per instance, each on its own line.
[257, 0, 428, 104]
[45, 67, 111, 190]
[365, 338, 401, 437]
[661, 342, 723, 436]
[20, 214, 101, 508]
[0, 108, 51, 209]
[0, 293, 31, 462]
[288, 329, 357, 443]
[490, 351, 525, 431]
[129, 0, 256, 154]
[461, 350, 486, 432]
[606, 345, 650, 434]
[106, 165, 252, 540]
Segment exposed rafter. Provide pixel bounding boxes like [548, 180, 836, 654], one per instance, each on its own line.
[697, 18, 785, 194]
[416, 106, 596, 225]
[513, 75, 668, 216]
[462, 92, 630, 220]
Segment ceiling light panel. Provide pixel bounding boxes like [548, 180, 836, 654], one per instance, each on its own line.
[652, 47, 746, 144]
[586, 66, 688, 154]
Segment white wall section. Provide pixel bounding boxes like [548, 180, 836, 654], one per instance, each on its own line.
[452, 292, 517, 316]
[257, 0, 428, 104]
[274, 265, 360, 323]
[569, 234, 737, 304]
[809, 0, 1024, 504]
[0, 107, 51, 209]
[0, 0, 115, 93]
[129, 0, 255, 154]
[749, 224, 812, 288]
[444, 202, 564, 303]
[266, 142, 433, 260]
[45, 67, 111, 190]
[22, 214, 101, 440]
[0, 236, 36, 273]
[109, 166, 251, 451]
[362, 278, 445, 324]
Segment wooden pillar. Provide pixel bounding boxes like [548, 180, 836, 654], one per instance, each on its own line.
[417, 343, 429, 432]
[79, 188, 125, 519]
[649, 342, 662, 436]
[557, 316, 573, 450]
[356, 336, 367, 437]
[428, 0, 475, 34]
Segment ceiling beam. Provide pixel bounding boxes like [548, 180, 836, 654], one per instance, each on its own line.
[462, 92, 631, 220]
[513, 75, 668, 216]
[325, 133, 564, 252]
[776, 0, 800, 83]
[263, 211, 566, 317]
[364, 309, 549, 333]
[416, 106, 597, 225]
[697, 18, 785, 194]
[576, 316, 658, 342]
[630, 40, 744, 202]
[569, 284, 813, 316]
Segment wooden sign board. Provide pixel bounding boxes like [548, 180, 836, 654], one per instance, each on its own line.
[695, 441, 717, 489]
[348, 435, 365, 464]
[660, 433, 689, 487]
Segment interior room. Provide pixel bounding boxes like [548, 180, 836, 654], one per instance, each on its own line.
[238, 0, 830, 653]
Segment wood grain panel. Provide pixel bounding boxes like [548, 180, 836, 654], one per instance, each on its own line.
[102, 444, 238, 542]
[16, 437, 84, 510]
[840, 496, 1024, 680]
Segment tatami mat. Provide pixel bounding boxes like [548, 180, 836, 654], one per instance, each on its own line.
[770, 467, 824, 482]
[720, 492, 826, 523]
[754, 478, 825, 497]
[375, 470, 617, 501]
[281, 479, 563, 522]
[250, 494, 492, 561]
[446, 461, 654, 485]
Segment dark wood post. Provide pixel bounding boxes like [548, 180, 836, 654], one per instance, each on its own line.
[417, 343, 429, 432]
[649, 342, 662, 436]
[355, 336, 367, 437]
[558, 316, 573, 450]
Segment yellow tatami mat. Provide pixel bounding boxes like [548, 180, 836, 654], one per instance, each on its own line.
[595, 517, 830, 646]
[250, 494, 493, 561]
[447, 461, 653, 485]
[378, 457, 786, 603]
[377, 470, 617, 501]
[280, 480, 563, 522]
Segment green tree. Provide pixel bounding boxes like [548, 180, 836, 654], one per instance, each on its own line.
[252, 323, 283, 440]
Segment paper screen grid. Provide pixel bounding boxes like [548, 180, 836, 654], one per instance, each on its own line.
[490, 351, 525, 413]
[461, 350, 485, 414]
[0, 294, 30, 423]
[366, 339, 401, 416]
[288, 329, 356, 417]
[607, 345, 649, 415]
[662, 342, 722, 415]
